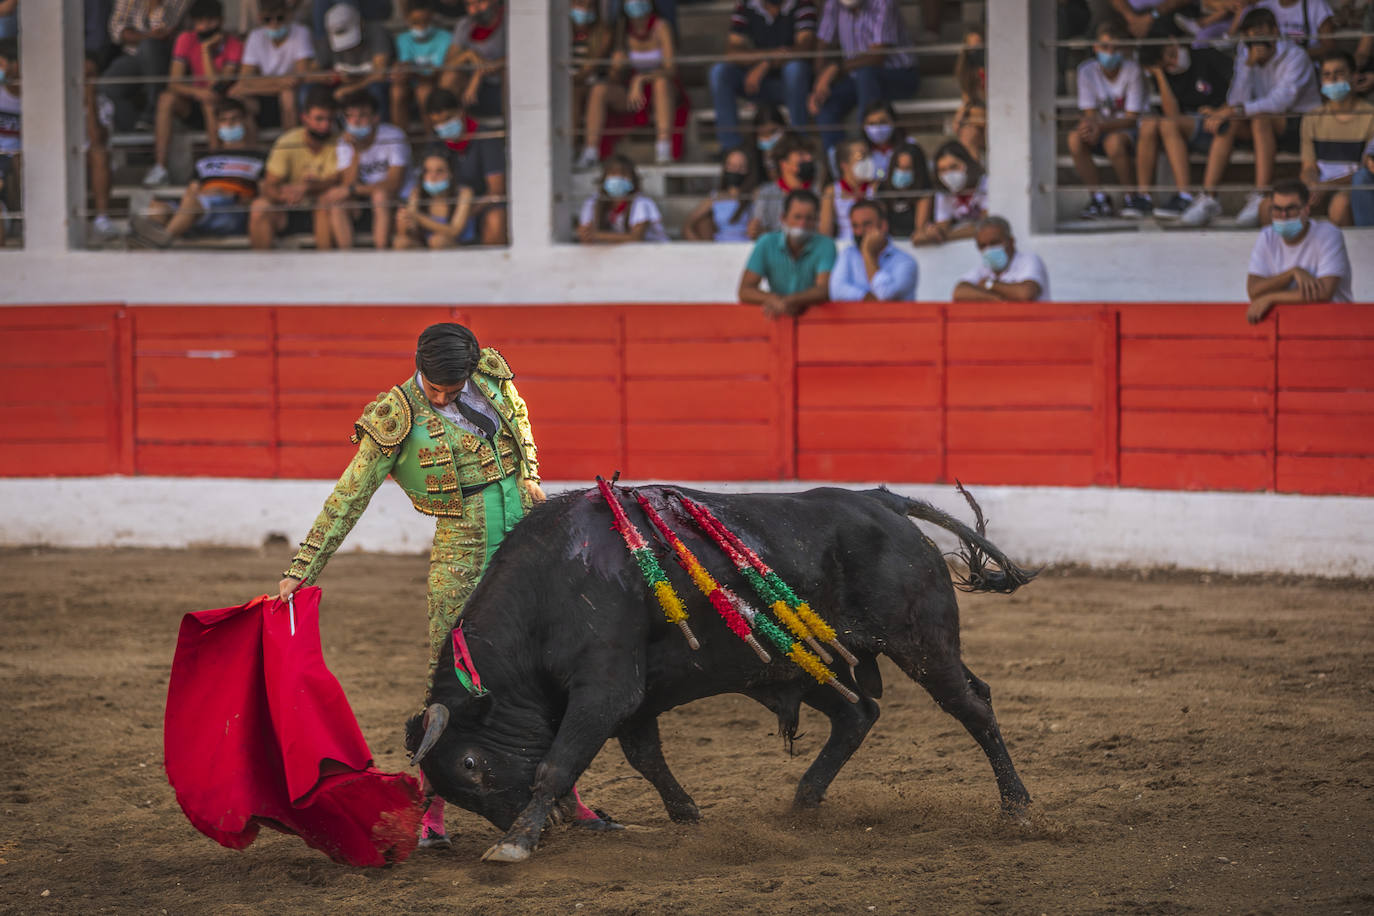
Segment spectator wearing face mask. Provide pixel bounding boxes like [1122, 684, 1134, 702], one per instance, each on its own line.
[1133, 23, 1232, 220]
[684, 147, 755, 242]
[316, 2, 392, 114]
[739, 188, 837, 317]
[952, 26, 986, 160]
[577, 154, 669, 243]
[422, 88, 507, 245]
[391, 0, 451, 128]
[1068, 21, 1145, 219]
[229, 0, 314, 144]
[249, 86, 341, 249]
[439, 0, 506, 118]
[570, 0, 615, 140]
[913, 139, 986, 245]
[1246, 178, 1352, 323]
[952, 216, 1049, 302]
[750, 102, 786, 185]
[708, 0, 816, 156]
[1228, 0, 1335, 61]
[1297, 50, 1374, 227]
[1113, 0, 1200, 40]
[749, 132, 819, 238]
[861, 101, 900, 181]
[829, 199, 918, 302]
[103, 0, 192, 132]
[820, 138, 877, 242]
[395, 148, 469, 248]
[876, 141, 931, 239]
[1179, 8, 1322, 228]
[317, 90, 409, 249]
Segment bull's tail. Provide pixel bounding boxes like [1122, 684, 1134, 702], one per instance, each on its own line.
[887, 483, 1037, 594]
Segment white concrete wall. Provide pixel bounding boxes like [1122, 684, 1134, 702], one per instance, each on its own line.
[3, 477, 1370, 578]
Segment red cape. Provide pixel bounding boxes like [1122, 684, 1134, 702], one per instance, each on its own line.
[164, 588, 421, 866]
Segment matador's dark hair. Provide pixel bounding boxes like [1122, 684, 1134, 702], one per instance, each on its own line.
[415, 323, 481, 386]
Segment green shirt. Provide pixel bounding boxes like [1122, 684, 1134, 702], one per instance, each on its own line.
[744, 231, 838, 296]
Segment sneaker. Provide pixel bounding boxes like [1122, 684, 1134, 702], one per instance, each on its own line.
[1235, 191, 1264, 228]
[92, 213, 119, 240]
[654, 139, 673, 164]
[1121, 193, 1152, 219]
[129, 214, 173, 248]
[142, 163, 169, 187]
[1079, 192, 1114, 219]
[574, 147, 599, 171]
[1178, 193, 1222, 227]
[1153, 192, 1194, 220]
[417, 826, 451, 849]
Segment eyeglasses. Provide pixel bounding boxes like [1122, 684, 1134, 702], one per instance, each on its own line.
[262, 14, 286, 23]
[1270, 203, 1304, 218]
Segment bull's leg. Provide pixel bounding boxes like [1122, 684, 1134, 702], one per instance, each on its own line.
[617, 712, 701, 823]
[791, 686, 881, 809]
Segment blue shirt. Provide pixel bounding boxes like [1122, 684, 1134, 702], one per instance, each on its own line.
[744, 231, 838, 296]
[395, 29, 453, 74]
[829, 239, 918, 301]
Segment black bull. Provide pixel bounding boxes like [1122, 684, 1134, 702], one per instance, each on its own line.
[405, 485, 1036, 862]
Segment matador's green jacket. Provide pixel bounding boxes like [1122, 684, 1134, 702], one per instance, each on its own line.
[285, 347, 539, 676]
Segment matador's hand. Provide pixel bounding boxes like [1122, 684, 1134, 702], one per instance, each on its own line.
[278, 576, 302, 602]
[524, 479, 547, 503]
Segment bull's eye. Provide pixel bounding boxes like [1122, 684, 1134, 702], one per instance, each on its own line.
[462, 756, 476, 770]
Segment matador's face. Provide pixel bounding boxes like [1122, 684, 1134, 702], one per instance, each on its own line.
[419, 373, 466, 408]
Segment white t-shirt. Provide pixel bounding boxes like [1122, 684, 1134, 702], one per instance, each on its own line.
[958, 249, 1050, 300]
[242, 23, 315, 77]
[1258, 0, 1334, 42]
[0, 86, 21, 154]
[1076, 57, 1145, 118]
[578, 194, 669, 242]
[1247, 220, 1353, 303]
[935, 174, 989, 226]
[336, 123, 412, 187]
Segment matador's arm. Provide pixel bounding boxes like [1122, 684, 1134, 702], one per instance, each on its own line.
[503, 377, 540, 483]
[284, 434, 398, 584]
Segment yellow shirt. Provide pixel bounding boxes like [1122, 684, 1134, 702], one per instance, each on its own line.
[265, 127, 340, 186]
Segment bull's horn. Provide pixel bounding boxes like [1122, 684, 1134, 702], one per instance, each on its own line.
[411, 703, 450, 766]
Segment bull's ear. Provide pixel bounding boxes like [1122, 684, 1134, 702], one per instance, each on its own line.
[403, 710, 425, 753]
[450, 690, 494, 726]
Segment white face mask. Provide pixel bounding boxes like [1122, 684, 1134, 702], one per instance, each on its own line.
[1168, 46, 1191, 74]
[850, 157, 877, 183]
[940, 169, 968, 192]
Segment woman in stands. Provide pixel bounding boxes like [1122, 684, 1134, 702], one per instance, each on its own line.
[683, 147, 755, 242]
[394, 148, 472, 249]
[952, 26, 987, 160]
[877, 142, 932, 241]
[913, 139, 987, 246]
[569, 0, 615, 147]
[861, 101, 902, 182]
[576, 0, 680, 168]
[576, 154, 669, 243]
[751, 102, 786, 185]
[819, 138, 878, 243]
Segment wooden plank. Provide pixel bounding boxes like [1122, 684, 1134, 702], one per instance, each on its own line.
[798, 365, 940, 408]
[1277, 304, 1374, 338]
[947, 319, 1096, 363]
[136, 443, 277, 477]
[528, 420, 622, 456]
[627, 422, 776, 454]
[132, 306, 274, 338]
[484, 340, 621, 378]
[945, 451, 1097, 486]
[538, 452, 617, 482]
[1118, 304, 1262, 337]
[1275, 455, 1374, 496]
[277, 444, 361, 479]
[0, 328, 114, 367]
[275, 306, 452, 343]
[624, 451, 776, 481]
[0, 366, 110, 403]
[947, 364, 1095, 407]
[467, 305, 624, 341]
[1120, 338, 1272, 388]
[627, 379, 776, 421]
[801, 301, 941, 323]
[1121, 409, 1272, 452]
[0, 441, 113, 476]
[798, 450, 940, 482]
[0, 305, 117, 331]
[1278, 339, 1374, 389]
[2, 404, 111, 442]
[1277, 414, 1374, 455]
[947, 408, 1096, 451]
[1278, 389, 1374, 413]
[626, 340, 775, 378]
[624, 306, 772, 341]
[515, 379, 622, 421]
[137, 355, 275, 393]
[277, 355, 408, 393]
[796, 321, 940, 364]
[1122, 387, 1271, 410]
[798, 407, 941, 451]
[946, 301, 1094, 321]
[1120, 451, 1272, 491]
[136, 406, 276, 443]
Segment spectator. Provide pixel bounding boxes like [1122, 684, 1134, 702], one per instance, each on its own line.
[439, 0, 506, 118]
[86, 0, 118, 72]
[877, 141, 931, 239]
[1134, 22, 1233, 220]
[1180, 8, 1322, 227]
[142, 0, 242, 187]
[0, 37, 19, 244]
[952, 215, 1050, 302]
[391, 0, 451, 127]
[316, 2, 391, 114]
[1230, 0, 1335, 59]
[229, 0, 314, 144]
[576, 153, 669, 242]
[1352, 139, 1374, 226]
[1112, 0, 1199, 39]
[952, 26, 986, 159]
[422, 87, 507, 245]
[570, 0, 614, 125]
[85, 52, 120, 241]
[820, 137, 876, 242]
[0, 0, 14, 42]
[829, 199, 918, 301]
[318, 90, 409, 248]
[809, 0, 920, 156]
[683, 147, 754, 241]
[577, 0, 679, 168]
[914, 139, 986, 245]
[1068, 21, 1144, 219]
[104, 0, 191, 131]
[1356, 2, 1374, 97]
[749, 131, 819, 237]
[1298, 50, 1374, 227]
[309, 0, 390, 40]
[394, 146, 468, 248]
[129, 98, 266, 247]
[752, 102, 786, 181]
[1246, 178, 1352, 323]
[249, 86, 341, 249]
[739, 188, 837, 317]
[861, 100, 899, 180]
[708, 0, 816, 155]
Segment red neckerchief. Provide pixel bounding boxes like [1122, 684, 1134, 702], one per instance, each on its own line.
[469, 6, 504, 41]
[628, 13, 657, 40]
[839, 178, 872, 197]
[608, 199, 630, 226]
[871, 142, 893, 156]
[443, 116, 480, 154]
[778, 177, 811, 191]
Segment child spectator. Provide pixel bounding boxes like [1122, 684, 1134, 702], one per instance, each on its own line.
[1246, 178, 1352, 323]
[103, 0, 190, 131]
[143, 0, 243, 187]
[439, 0, 506, 118]
[422, 87, 507, 245]
[913, 139, 986, 245]
[316, 2, 391, 113]
[318, 90, 409, 248]
[820, 138, 876, 242]
[809, 0, 921, 156]
[1068, 21, 1144, 218]
[683, 147, 754, 241]
[749, 132, 819, 237]
[861, 101, 900, 181]
[708, 0, 816, 155]
[577, 0, 680, 167]
[394, 147, 469, 248]
[249, 86, 341, 249]
[1180, 8, 1322, 227]
[738, 188, 836, 317]
[877, 141, 931, 239]
[829, 199, 918, 302]
[952, 26, 986, 159]
[230, 0, 314, 143]
[751, 102, 786, 182]
[129, 98, 266, 247]
[391, 0, 451, 127]
[1298, 50, 1374, 227]
[577, 154, 668, 243]
[952, 215, 1050, 302]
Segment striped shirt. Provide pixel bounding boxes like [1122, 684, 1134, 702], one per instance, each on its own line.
[731, 0, 818, 49]
[816, 0, 914, 70]
[109, 0, 191, 47]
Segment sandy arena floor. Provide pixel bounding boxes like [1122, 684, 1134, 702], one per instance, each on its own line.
[1, 546, 1370, 915]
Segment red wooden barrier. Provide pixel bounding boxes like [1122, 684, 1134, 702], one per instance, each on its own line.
[1, 303, 1370, 496]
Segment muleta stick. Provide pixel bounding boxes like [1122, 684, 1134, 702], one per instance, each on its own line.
[596, 476, 699, 650]
[633, 489, 772, 663]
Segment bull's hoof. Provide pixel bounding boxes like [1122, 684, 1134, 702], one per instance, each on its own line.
[481, 842, 532, 863]
[667, 804, 701, 824]
[1000, 798, 1032, 826]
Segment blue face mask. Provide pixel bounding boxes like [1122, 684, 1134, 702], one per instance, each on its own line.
[1321, 81, 1351, 101]
[603, 175, 634, 198]
[1096, 50, 1122, 70]
[1272, 217, 1305, 241]
[434, 118, 464, 140]
[268, 24, 291, 41]
[346, 122, 373, 139]
[411, 26, 434, 40]
[981, 244, 1010, 273]
[625, 0, 653, 19]
[423, 177, 451, 195]
[757, 134, 780, 152]
[570, 8, 596, 26]
[890, 168, 915, 190]
[218, 122, 245, 144]
[0, 68, 7, 85]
